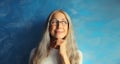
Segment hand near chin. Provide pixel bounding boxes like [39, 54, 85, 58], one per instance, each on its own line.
[55, 38, 67, 55]
[55, 38, 70, 64]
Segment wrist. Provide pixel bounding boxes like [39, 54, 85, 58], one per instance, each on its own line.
[60, 54, 70, 64]
[59, 49, 66, 55]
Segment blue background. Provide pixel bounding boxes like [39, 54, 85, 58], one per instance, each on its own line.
[0, 0, 120, 64]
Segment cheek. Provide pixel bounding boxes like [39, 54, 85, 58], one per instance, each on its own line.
[64, 26, 68, 34]
[50, 26, 56, 34]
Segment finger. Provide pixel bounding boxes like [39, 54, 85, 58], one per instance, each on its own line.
[56, 39, 64, 45]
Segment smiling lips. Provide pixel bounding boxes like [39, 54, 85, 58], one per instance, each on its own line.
[55, 30, 64, 34]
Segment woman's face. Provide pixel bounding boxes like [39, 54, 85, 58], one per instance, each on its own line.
[49, 12, 68, 39]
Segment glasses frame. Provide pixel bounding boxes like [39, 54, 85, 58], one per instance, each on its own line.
[50, 18, 68, 26]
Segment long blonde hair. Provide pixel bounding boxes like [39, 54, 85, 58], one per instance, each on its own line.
[32, 10, 81, 64]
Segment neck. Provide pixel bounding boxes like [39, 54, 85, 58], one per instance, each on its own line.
[50, 37, 59, 49]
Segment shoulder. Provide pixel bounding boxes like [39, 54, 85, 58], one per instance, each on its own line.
[77, 50, 83, 64]
[30, 48, 36, 56]
[77, 50, 83, 57]
[29, 48, 36, 64]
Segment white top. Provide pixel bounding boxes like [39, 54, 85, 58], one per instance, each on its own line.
[29, 48, 82, 64]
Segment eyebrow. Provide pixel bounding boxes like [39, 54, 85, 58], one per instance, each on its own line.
[61, 18, 66, 21]
[52, 17, 67, 21]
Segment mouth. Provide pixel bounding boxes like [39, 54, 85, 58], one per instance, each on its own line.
[55, 30, 64, 34]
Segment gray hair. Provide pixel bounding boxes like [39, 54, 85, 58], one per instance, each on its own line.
[32, 10, 80, 64]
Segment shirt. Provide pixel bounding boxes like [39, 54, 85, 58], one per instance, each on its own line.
[29, 48, 82, 64]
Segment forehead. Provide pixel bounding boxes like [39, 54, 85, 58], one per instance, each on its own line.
[52, 12, 67, 20]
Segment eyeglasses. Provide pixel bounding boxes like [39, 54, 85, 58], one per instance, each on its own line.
[50, 18, 68, 26]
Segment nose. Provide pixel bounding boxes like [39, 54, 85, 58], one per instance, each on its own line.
[56, 22, 63, 29]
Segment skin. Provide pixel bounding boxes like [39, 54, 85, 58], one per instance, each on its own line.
[49, 12, 68, 39]
[49, 12, 70, 64]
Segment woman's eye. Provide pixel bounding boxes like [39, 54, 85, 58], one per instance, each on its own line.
[51, 20, 57, 23]
[62, 21, 67, 24]
[52, 21, 56, 23]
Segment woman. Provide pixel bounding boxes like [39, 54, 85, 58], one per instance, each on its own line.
[29, 10, 82, 64]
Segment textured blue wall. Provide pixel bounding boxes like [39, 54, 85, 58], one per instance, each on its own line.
[0, 0, 120, 64]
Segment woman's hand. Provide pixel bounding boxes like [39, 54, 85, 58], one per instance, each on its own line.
[55, 38, 70, 64]
[56, 38, 66, 55]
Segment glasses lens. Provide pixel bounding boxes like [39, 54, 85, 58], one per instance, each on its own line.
[51, 19, 57, 25]
[50, 19, 68, 26]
